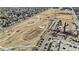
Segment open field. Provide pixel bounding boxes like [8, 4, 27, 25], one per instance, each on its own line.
[0, 8, 74, 51]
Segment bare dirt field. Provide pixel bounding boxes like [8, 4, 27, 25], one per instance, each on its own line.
[0, 8, 74, 51]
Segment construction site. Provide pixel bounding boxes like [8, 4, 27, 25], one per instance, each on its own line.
[0, 7, 79, 51]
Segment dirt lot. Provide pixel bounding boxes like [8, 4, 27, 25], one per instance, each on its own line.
[0, 8, 74, 51]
